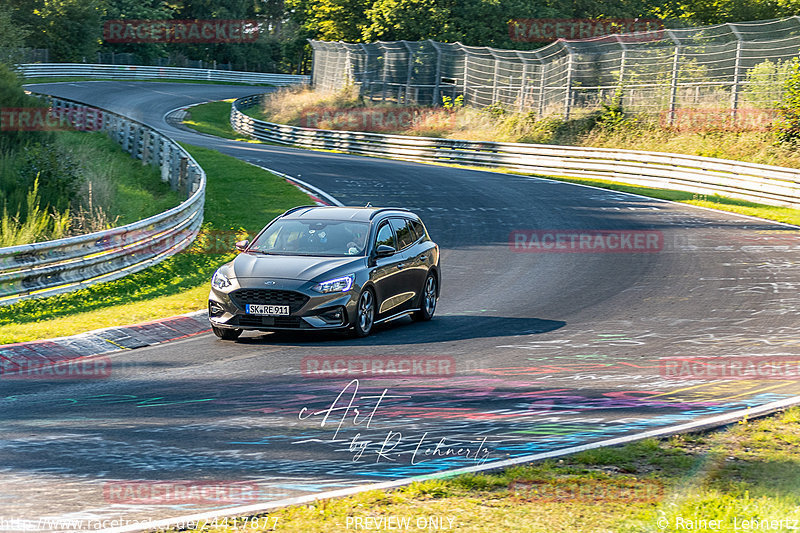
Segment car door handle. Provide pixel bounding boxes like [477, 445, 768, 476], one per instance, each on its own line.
[396, 263, 406, 269]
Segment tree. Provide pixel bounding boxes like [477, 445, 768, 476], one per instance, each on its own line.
[0, 4, 31, 64]
[288, 0, 370, 42]
[361, 0, 559, 47]
[362, 0, 451, 42]
[101, 0, 175, 64]
[15, 0, 104, 62]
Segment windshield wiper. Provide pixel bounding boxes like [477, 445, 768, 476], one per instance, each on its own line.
[248, 250, 278, 255]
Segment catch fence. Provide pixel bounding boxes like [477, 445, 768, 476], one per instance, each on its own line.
[310, 17, 800, 124]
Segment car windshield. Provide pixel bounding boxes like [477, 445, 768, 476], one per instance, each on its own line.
[249, 219, 370, 257]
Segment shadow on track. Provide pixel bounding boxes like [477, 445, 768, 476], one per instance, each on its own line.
[232, 315, 566, 346]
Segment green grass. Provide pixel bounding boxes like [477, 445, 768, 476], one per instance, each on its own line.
[167, 407, 800, 533]
[0, 144, 310, 343]
[183, 100, 253, 141]
[55, 131, 181, 225]
[22, 77, 273, 86]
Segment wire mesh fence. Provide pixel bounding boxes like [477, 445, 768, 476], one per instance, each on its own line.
[310, 17, 800, 127]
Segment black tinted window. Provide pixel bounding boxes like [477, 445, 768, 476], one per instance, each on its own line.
[390, 218, 414, 249]
[375, 222, 395, 250]
[408, 218, 427, 241]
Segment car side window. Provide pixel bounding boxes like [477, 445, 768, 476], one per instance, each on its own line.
[375, 222, 396, 250]
[390, 218, 414, 250]
[406, 218, 421, 241]
[408, 218, 427, 241]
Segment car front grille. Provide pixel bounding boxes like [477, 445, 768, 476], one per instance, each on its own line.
[235, 315, 305, 328]
[229, 289, 309, 313]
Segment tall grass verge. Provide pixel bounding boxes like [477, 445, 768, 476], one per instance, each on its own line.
[0, 144, 310, 343]
[0, 179, 69, 247]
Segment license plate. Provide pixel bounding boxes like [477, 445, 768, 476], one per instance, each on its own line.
[246, 304, 290, 316]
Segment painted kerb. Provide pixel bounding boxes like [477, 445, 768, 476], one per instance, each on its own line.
[0, 94, 205, 306]
[231, 94, 800, 208]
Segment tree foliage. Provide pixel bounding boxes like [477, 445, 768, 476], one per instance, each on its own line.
[4, 0, 800, 71]
[774, 58, 800, 145]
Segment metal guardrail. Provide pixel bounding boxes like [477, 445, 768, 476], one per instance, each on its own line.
[0, 95, 206, 306]
[231, 94, 800, 208]
[17, 63, 309, 86]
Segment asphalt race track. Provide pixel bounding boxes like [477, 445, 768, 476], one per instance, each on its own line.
[3, 81, 800, 527]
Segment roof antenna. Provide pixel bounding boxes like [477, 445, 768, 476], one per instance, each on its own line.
[365, 202, 372, 207]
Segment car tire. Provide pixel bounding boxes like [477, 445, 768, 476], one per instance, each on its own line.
[352, 288, 375, 337]
[413, 272, 437, 322]
[212, 326, 242, 340]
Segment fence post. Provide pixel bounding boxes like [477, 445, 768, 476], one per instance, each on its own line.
[490, 50, 500, 104]
[666, 30, 681, 126]
[516, 51, 528, 112]
[728, 23, 743, 123]
[563, 42, 574, 120]
[431, 40, 442, 106]
[615, 35, 627, 97]
[358, 43, 371, 100]
[381, 43, 389, 102]
[535, 50, 546, 118]
[402, 41, 414, 105]
[461, 43, 469, 104]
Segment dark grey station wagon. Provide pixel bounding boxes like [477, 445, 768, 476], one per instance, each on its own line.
[208, 206, 440, 340]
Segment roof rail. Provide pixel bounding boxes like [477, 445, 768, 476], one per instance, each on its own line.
[282, 205, 318, 216]
[368, 207, 412, 220]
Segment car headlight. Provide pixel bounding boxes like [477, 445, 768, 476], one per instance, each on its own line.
[211, 269, 232, 290]
[312, 274, 354, 293]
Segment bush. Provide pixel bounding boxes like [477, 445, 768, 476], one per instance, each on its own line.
[0, 63, 52, 152]
[773, 58, 800, 145]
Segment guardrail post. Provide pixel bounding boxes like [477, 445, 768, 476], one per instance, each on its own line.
[160, 140, 170, 183]
[179, 157, 188, 189]
[132, 125, 142, 160]
[142, 130, 151, 165]
[121, 121, 131, 152]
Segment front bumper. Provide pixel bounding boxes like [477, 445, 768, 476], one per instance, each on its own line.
[208, 279, 359, 332]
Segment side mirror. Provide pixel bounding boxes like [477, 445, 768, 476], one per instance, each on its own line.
[235, 240, 249, 252]
[375, 244, 395, 258]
